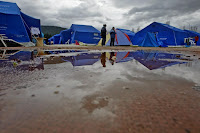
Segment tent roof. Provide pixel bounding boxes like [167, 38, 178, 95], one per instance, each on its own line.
[117, 28, 135, 36]
[53, 34, 61, 37]
[70, 24, 100, 33]
[0, 1, 20, 15]
[61, 29, 71, 34]
[152, 22, 186, 33]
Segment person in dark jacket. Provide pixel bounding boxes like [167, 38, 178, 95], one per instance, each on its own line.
[110, 27, 116, 46]
[101, 24, 107, 46]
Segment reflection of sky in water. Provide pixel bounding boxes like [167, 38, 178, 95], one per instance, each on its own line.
[0, 49, 200, 88]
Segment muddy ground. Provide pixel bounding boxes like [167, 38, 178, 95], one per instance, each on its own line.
[0, 48, 200, 133]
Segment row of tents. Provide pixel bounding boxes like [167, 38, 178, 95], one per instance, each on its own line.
[0, 1, 200, 47]
[48, 25, 136, 46]
[49, 22, 200, 47]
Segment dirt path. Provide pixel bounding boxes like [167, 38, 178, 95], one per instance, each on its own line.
[1, 45, 200, 53]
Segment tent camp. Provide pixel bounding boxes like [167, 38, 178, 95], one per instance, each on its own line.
[98, 29, 132, 46]
[132, 22, 188, 46]
[0, 1, 41, 43]
[117, 28, 135, 44]
[70, 24, 101, 44]
[184, 30, 200, 46]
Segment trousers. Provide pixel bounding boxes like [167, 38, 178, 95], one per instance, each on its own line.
[110, 38, 115, 46]
[102, 37, 106, 46]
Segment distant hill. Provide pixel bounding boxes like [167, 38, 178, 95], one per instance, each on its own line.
[41, 26, 67, 36]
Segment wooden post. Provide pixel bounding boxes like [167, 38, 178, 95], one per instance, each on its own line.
[36, 37, 45, 47]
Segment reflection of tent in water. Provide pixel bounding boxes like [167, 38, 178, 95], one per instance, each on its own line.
[62, 53, 101, 66]
[133, 51, 185, 70]
[0, 51, 44, 71]
[8, 51, 32, 61]
[0, 50, 19, 59]
[114, 52, 134, 63]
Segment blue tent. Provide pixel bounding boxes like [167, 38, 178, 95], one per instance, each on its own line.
[133, 22, 189, 46]
[53, 34, 61, 44]
[70, 24, 101, 44]
[60, 29, 71, 44]
[184, 30, 200, 46]
[0, 1, 41, 43]
[106, 29, 132, 46]
[117, 28, 135, 44]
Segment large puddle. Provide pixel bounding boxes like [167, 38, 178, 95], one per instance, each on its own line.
[0, 49, 200, 133]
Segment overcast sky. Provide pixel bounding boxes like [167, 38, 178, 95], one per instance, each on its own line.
[3, 0, 200, 31]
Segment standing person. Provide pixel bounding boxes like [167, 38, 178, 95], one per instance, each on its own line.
[195, 36, 199, 45]
[110, 27, 116, 46]
[101, 24, 107, 46]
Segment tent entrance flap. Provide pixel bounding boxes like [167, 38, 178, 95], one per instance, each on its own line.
[140, 32, 159, 47]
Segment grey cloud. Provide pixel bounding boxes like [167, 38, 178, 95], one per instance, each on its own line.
[3, 0, 103, 28]
[122, 0, 200, 31]
[1, 0, 200, 32]
[111, 0, 155, 8]
[57, 6, 102, 20]
[127, 0, 200, 16]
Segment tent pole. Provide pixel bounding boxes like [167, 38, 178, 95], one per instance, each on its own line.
[21, 17, 42, 46]
[173, 31, 178, 46]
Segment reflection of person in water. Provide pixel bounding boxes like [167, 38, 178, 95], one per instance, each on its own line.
[101, 52, 106, 67]
[109, 52, 116, 65]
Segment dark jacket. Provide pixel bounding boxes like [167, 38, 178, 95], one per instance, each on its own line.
[110, 29, 116, 39]
[101, 27, 107, 38]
